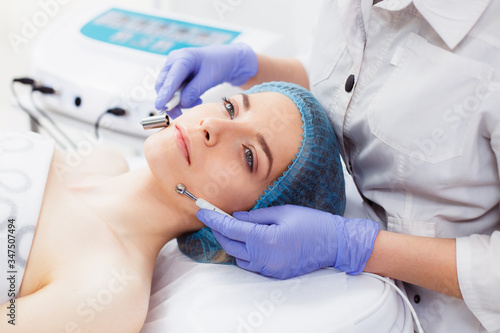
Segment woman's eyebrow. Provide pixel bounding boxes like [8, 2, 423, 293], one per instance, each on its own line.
[241, 93, 250, 110]
[257, 133, 273, 178]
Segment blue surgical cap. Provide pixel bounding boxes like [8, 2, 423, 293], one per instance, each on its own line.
[177, 81, 345, 264]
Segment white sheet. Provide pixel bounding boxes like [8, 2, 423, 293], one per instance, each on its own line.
[0, 131, 54, 303]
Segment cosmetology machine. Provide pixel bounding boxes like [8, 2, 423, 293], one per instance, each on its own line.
[27, 5, 285, 149]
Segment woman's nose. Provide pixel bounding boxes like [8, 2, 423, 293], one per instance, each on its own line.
[200, 117, 233, 147]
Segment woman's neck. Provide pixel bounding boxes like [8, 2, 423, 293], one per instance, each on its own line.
[72, 167, 200, 266]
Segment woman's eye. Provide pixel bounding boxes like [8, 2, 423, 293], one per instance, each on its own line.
[245, 147, 254, 171]
[222, 97, 235, 119]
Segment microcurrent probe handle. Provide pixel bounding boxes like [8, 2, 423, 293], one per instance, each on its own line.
[162, 87, 182, 112]
[196, 198, 232, 217]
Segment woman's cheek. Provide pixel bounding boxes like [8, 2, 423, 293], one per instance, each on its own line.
[191, 159, 236, 206]
[189, 163, 258, 212]
[215, 180, 261, 213]
[194, 158, 227, 202]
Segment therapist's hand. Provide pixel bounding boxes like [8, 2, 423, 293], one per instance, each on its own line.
[198, 205, 379, 279]
[154, 43, 258, 117]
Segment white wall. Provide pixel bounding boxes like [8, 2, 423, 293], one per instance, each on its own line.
[0, 0, 321, 131]
[165, 0, 321, 55]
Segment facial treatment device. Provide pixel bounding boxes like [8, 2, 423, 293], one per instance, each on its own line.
[29, 5, 286, 139]
[175, 183, 231, 217]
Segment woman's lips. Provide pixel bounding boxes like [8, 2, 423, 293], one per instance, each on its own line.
[174, 124, 191, 165]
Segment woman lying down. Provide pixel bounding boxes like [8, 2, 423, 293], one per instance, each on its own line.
[0, 82, 345, 332]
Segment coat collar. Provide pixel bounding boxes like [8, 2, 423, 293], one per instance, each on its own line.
[374, 0, 491, 49]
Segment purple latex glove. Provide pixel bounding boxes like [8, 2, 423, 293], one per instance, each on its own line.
[198, 205, 379, 279]
[154, 43, 258, 117]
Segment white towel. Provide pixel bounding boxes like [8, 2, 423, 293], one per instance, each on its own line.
[0, 131, 54, 304]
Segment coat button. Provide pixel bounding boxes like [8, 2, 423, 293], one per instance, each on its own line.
[345, 74, 355, 92]
[414, 294, 421, 304]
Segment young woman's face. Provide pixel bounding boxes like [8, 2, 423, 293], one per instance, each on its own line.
[144, 91, 303, 213]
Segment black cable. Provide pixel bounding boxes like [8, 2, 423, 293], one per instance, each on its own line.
[13, 77, 37, 86]
[94, 107, 127, 138]
[30, 88, 78, 149]
[32, 85, 58, 95]
[10, 79, 68, 149]
[14, 77, 127, 146]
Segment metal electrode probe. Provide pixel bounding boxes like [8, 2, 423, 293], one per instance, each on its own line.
[140, 113, 170, 130]
[140, 86, 183, 130]
[175, 183, 232, 217]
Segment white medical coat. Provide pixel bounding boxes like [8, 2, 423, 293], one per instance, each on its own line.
[305, 0, 500, 332]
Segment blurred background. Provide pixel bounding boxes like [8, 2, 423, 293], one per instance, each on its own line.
[1, 0, 321, 134]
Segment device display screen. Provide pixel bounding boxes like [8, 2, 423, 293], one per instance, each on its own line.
[80, 8, 241, 55]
